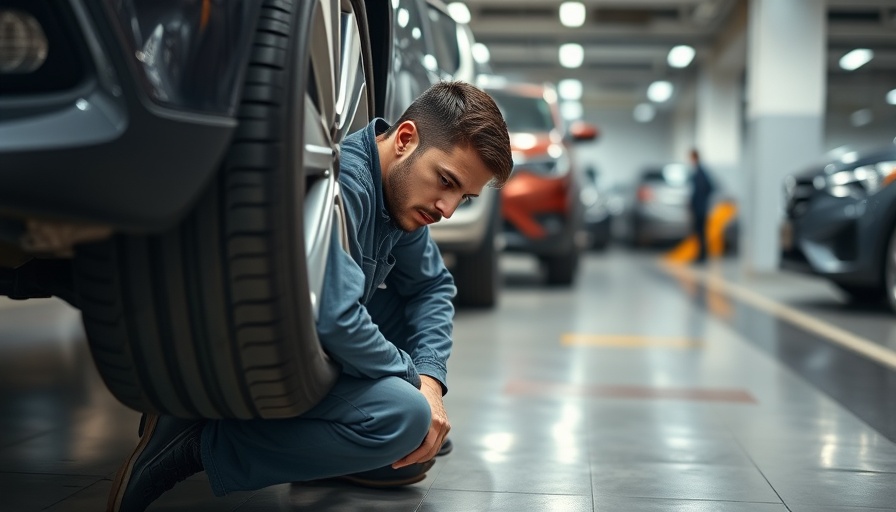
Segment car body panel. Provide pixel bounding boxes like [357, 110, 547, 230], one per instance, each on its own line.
[0, 0, 261, 232]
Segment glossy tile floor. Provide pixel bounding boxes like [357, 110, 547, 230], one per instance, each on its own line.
[4, 250, 896, 511]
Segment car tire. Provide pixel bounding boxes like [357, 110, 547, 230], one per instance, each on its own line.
[72, 0, 374, 419]
[885, 222, 896, 313]
[453, 199, 501, 309]
[834, 282, 882, 305]
[542, 248, 579, 286]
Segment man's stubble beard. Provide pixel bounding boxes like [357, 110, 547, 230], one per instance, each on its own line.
[384, 157, 416, 232]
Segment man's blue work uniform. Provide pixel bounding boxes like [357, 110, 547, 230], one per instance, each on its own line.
[689, 162, 714, 261]
[199, 119, 457, 496]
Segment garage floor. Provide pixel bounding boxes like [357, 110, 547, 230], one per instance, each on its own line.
[3, 250, 896, 511]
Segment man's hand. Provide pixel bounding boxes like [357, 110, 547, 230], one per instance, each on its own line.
[392, 375, 450, 469]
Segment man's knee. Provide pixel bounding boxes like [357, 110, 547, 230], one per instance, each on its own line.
[372, 379, 431, 458]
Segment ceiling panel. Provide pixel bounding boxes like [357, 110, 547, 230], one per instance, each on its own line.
[458, 0, 896, 111]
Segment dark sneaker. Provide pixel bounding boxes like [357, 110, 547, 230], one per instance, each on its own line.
[437, 437, 453, 456]
[332, 459, 436, 488]
[107, 415, 205, 512]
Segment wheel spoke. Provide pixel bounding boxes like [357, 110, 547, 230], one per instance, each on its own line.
[334, 5, 367, 140]
[303, 95, 333, 177]
[302, 94, 337, 320]
[302, 0, 366, 319]
[309, 0, 339, 129]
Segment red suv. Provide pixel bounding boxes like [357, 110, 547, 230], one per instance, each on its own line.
[485, 83, 598, 285]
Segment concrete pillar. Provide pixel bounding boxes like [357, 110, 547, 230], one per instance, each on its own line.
[743, 0, 826, 273]
[695, 66, 742, 198]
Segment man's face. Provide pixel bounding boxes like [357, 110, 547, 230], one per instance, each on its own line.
[383, 144, 494, 232]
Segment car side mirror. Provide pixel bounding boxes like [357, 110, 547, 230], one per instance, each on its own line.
[568, 120, 599, 142]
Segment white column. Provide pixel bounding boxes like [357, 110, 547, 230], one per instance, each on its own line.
[695, 66, 742, 198]
[743, 0, 826, 273]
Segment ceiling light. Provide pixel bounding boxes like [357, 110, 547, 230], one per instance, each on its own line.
[692, 0, 722, 23]
[447, 2, 471, 24]
[667, 45, 695, 68]
[633, 103, 655, 123]
[647, 80, 673, 103]
[887, 89, 896, 105]
[560, 101, 583, 120]
[558, 79, 583, 101]
[472, 42, 490, 64]
[839, 49, 873, 71]
[559, 2, 586, 28]
[397, 8, 409, 28]
[559, 43, 584, 69]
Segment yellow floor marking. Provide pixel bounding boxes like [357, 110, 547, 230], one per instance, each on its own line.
[561, 334, 701, 348]
[659, 260, 896, 371]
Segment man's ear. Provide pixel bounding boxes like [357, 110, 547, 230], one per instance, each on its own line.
[394, 120, 419, 156]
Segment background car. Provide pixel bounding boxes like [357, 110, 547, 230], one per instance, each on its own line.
[781, 143, 896, 310]
[380, 0, 502, 308]
[0, 0, 389, 419]
[485, 82, 598, 286]
[614, 164, 693, 247]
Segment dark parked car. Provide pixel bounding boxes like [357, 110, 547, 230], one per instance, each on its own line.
[485, 82, 598, 285]
[781, 144, 896, 310]
[0, 0, 396, 419]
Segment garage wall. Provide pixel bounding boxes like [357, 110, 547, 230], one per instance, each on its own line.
[575, 106, 674, 190]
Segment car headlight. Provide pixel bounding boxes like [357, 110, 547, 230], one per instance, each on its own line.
[818, 161, 896, 199]
[0, 9, 48, 74]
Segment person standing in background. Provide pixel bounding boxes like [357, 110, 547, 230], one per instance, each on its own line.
[688, 148, 715, 263]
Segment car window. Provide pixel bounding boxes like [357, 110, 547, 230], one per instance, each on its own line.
[427, 5, 460, 76]
[640, 164, 689, 187]
[488, 90, 555, 132]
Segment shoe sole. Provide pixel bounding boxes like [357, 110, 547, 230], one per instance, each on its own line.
[333, 459, 436, 489]
[106, 415, 159, 512]
[437, 440, 452, 457]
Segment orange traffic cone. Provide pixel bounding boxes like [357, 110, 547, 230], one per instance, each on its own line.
[663, 200, 738, 263]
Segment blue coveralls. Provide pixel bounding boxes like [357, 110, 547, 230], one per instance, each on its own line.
[199, 119, 457, 496]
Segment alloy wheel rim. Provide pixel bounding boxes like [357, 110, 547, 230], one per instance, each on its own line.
[301, 0, 369, 319]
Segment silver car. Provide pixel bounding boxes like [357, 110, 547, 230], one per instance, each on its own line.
[384, 0, 501, 308]
[616, 164, 693, 247]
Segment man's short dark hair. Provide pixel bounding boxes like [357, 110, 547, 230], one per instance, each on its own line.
[385, 81, 512, 187]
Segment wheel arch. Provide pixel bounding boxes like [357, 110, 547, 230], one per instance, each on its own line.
[364, 0, 392, 119]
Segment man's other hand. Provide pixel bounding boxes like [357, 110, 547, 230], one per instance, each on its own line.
[392, 375, 450, 469]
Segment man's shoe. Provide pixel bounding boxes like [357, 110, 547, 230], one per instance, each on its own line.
[437, 437, 453, 456]
[332, 459, 436, 488]
[107, 415, 205, 512]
